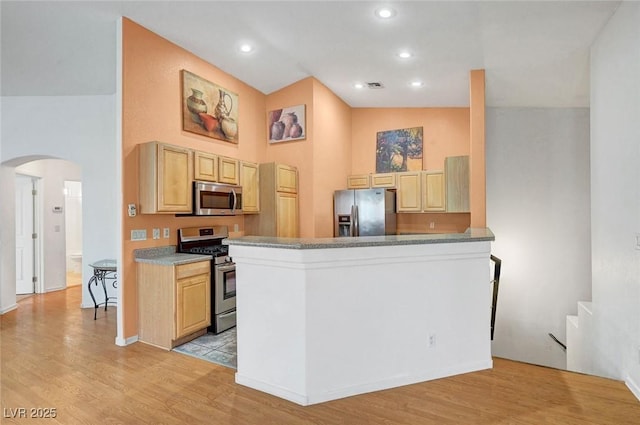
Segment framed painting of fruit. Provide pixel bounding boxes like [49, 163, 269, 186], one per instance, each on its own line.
[268, 104, 306, 143]
[182, 70, 239, 143]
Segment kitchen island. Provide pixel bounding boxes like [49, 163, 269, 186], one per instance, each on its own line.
[225, 228, 495, 406]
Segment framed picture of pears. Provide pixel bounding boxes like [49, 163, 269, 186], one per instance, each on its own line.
[182, 70, 239, 143]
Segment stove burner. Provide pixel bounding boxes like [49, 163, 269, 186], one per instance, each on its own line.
[186, 245, 228, 256]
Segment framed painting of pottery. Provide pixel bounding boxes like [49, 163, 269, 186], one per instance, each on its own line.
[375, 126, 423, 172]
[268, 104, 306, 143]
[182, 70, 239, 143]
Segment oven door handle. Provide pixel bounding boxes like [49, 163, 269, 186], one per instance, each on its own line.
[216, 264, 236, 272]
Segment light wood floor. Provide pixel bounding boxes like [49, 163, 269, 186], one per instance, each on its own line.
[1, 286, 639, 424]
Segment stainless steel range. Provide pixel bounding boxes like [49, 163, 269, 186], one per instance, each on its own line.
[177, 226, 236, 334]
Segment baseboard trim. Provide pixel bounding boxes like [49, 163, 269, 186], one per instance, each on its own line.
[236, 359, 493, 406]
[625, 375, 640, 402]
[0, 303, 18, 314]
[115, 334, 138, 347]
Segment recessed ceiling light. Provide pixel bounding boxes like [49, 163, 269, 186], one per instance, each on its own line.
[375, 7, 396, 19]
[398, 51, 412, 59]
[354, 82, 365, 89]
[239, 44, 253, 53]
[410, 81, 424, 88]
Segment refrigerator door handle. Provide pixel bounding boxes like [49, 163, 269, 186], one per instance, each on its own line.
[352, 204, 359, 236]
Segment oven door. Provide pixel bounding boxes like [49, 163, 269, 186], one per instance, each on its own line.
[214, 262, 236, 314]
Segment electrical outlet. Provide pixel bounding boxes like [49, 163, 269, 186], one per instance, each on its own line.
[152, 228, 160, 240]
[428, 333, 436, 348]
[127, 204, 137, 217]
[429, 222, 435, 229]
[131, 229, 147, 241]
[163, 228, 170, 239]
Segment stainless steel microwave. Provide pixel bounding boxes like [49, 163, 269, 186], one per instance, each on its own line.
[194, 181, 242, 215]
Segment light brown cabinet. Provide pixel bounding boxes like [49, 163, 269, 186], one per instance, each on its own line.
[240, 161, 260, 214]
[275, 164, 298, 193]
[422, 171, 446, 212]
[245, 162, 299, 237]
[194, 151, 218, 182]
[371, 173, 396, 188]
[137, 260, 211, 350]
[445, 156, 470, 212]
[396, 171, 422, 212]
[218, 156, 240, 185]
[347, 174, 370, 189]
[138, 141, 193, 214]
[397, 170, 446, 213]
[276, 192, 299, 238]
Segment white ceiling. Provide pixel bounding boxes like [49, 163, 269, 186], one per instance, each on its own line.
[0, 1, 620, 107]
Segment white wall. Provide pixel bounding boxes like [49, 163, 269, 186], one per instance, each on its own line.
[589, 1, 640, 392]
[486, 107, 592, 369]
[0, 95, 117, 311]
[15, 160, 82, 292]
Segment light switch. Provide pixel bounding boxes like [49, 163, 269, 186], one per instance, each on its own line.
[152, 228, 160, 240]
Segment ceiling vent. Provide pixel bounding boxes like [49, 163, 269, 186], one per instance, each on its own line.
[366, 82, 385, 89]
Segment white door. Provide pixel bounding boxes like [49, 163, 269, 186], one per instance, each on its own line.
[15, 175, 35, 295]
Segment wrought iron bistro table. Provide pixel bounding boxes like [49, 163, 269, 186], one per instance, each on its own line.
[88, 259, 117, 320]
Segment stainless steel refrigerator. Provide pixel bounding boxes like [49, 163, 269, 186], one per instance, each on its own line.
[334, 188, 396, 237]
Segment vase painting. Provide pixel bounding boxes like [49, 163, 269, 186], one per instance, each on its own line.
[268, 104, 306, 143]
[182, 70, 239, 143]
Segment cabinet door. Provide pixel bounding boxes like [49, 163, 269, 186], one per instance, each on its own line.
[396, 172, 422, 212]
[157, 143, 193, 213]
[422, 171, 446, 212]
[347, 174, 370, 189]
[276, 192, 299, 237]
[445, 156, 470, 212]
[276, 164, 298, 193]
[240, 161, 260, 213]
[219, 156, 240, 185]
[194, 151, 218, 182]
[371, 173, 396, 188]
[175, 269, 211, 339]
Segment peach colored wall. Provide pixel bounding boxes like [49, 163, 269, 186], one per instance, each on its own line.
[351, 108, 471, 233]
[469, 70, 486, 228]
[311, 79, 352, 237]
[351, 108, 470, 173]
[121, 19, 266, 338]
[263, 78, 315, 237]
[397, 213, 471, 234]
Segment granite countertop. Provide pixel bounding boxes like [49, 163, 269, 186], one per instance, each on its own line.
[134, 246, 212, 265]
[224, 227, 494, 250]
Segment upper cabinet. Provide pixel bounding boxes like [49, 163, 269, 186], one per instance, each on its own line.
[445, 156, 470, 212]
[219, 156, 240, 185]
[396, 171, 422, 212]
[240, 161, 260, 214]
[139, 141, 193, 214]
[422, 171, 446, 212]
[194, 151, 218, 182]
[371, 173, 396, 188]
[275, 163, 298, 193]
[347, 174, 370, 189]
[397, 170, 446, 213]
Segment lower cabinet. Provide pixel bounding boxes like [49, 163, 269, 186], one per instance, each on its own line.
[138, 260, 211, 350]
